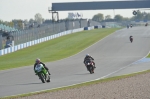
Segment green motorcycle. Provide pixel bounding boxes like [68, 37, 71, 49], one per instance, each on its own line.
[34, 64, 50, 83]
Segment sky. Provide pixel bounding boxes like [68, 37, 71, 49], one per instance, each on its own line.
[0, 0, 149, 21]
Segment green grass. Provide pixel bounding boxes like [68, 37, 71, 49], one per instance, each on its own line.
[146, 54, 150, 58]
[0, 28, 120, 70]
[1, 69, 150, 99]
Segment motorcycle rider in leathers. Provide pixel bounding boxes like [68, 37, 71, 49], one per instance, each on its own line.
[83, 54, 96, 70]
[129, 36, 133, 43]
[34, 58, 51, 75]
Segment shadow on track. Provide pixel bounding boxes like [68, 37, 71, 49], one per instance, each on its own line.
[0, 82, 43, 86]
[74, 73, 91, 75]
[15, 82, 43, 85]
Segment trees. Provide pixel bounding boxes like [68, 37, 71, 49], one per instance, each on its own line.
[92, 11, 150, 22]
[35, 13, 43, 24]
[0, 20, 3, 24]
[131, 11, 150, 21]
[114, 14, 124, 21]
[105, 15, 112, 20]
[92, 13, 130, 22]
[17, 20, 23, 30]
[92, 13, 104, 22]
[12, 19, 22, 29]
[144, 13, 150, 21]
[8, 21, 14, 27]
[29, 18, 34, 24]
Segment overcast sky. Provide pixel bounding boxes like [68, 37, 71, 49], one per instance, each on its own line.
[0, 0, 149, 21]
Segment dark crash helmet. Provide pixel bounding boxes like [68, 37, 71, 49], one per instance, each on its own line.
[35, 58, 40, 63]
[86, 54, 90, 57]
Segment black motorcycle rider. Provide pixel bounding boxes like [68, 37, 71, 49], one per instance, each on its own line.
[34, 58, 51, 75]
[83, 54, 96, 70]
[129, 36, 133, 43]
[145, 23, 148, 27]
[130, 24, 133, 28]
[127, 24, 129, 29]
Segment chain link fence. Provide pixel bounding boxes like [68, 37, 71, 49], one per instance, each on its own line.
[0, 19, 100, 49]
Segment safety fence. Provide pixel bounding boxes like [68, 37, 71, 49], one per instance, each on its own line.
[11, 20, 99, 45]
[0, 26, 100, 56]
[0, 19, 100, 49]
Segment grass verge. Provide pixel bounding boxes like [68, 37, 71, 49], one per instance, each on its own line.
[146, 54, 150, 58]
[0, 28, 120, 70]
[1, 69, 150, 99]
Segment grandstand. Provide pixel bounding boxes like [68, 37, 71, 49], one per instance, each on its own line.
[0, 24, 18, 33]
[0, 24, 18, 49]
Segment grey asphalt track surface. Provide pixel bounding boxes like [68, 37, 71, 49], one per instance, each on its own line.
[1, 26, 150, 98]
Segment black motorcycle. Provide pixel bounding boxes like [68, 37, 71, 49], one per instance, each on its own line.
[85, 60, 94, 74]
[145, 23, 148, 27]
[129, 36, 133, 43]
[130, 24, 133, 28]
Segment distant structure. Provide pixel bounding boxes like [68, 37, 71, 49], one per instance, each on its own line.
[49, 0, 150, 21]
[68, 12, 83, 19]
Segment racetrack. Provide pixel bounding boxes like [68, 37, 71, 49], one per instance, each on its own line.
[1, 26, 150, 98]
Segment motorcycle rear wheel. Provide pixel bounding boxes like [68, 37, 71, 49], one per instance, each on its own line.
[88, 66, 94, 74]
[47, 75, 50, 82]
[39, 73, 45, 83]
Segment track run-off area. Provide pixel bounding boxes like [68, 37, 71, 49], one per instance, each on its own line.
[0, 26, 150, 98]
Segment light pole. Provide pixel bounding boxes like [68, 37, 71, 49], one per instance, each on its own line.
[113, 9, 115, 28]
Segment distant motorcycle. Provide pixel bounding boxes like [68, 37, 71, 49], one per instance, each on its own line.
[145, 23, 148, 27]
[127, 25, 129, 29]
[129, 36, 133, 43]
[35, 64, 50, 83]
[85, 60, 95, 74]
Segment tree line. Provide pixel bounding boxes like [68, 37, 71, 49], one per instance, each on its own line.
[0, 13, 85, 30]
[92, 11, 150, 22]
[0, 13, 48, 30]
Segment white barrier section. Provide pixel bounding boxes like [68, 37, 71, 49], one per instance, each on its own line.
[14, 45, 18, 51]
[37, 39, 40, 44]
[88, 26, 94, 30]
[52, 35, 54, 39]
[32, 40, 35, 45]
[4, 48, 8, 54]
[20, 44, 23, 49]
[26, 42, 29, 47]
[11, 46, 14, 52]
[7, 47, 10, 53]
[48, 36, 50, 40]
[23, 43, 26, 48]
[41, 38, 43, 43]
[54, 34, 56, 38]
[39, 39, 41, 43]
[29, 41, 32, 46]
[17, 45, 21, 50]
[0, 28, 85, 56]
[45, 37, 47, 41]
[0, 49, 4, 56]
[42, 38, 44, 42]
[63, 32, 65, 35]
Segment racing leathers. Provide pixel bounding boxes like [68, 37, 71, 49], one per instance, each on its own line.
[83, 56, 95, 68]
[34, 62, 51, 75]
